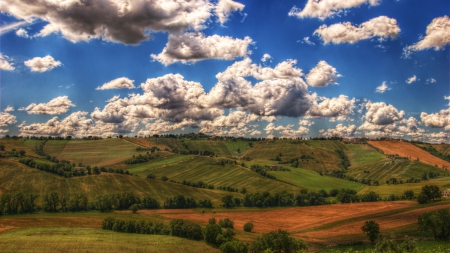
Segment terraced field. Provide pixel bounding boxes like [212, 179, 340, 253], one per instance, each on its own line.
[345, 143, 387, 167]
[43, 140, 69, 157]
[133, 156, 302, 193]
[358, 177, 450, 197]
[185, 140, 233, 157]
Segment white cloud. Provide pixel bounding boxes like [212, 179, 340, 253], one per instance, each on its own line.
[0, 0, 214, 45]
[403, 16, 450, 56]
[426, 78, 436, 84]
[24, 55, 62, 72]
[16, 28, 29, 38]
[96, 77, 136, 90]
[289, 0, 380, 20]
[138, 119, 198, 136]
[261, 54, 272, 63]
[0, 20, 30, 35]
[301, 37, 315, 46]
[0, 53, 15, 71]
[320, 124, 357, 138]
[315, 16, 400, 44]
[421, 108, 450, 130]
[0, 110, 17, 127]
[445, 96, 450, 106]
[361, 101, 405, 126]
[306, 94, 355, 121]
[4, 106, 14, 112]
[406, 75, 417, 84]
[215, 0, 245, 25]
[299, 119, 314, 126]
[306, 60, 341, 87]
[151, 32, 252, 65]
[20, 96, 75, 115]
[375, 81, 391, 93]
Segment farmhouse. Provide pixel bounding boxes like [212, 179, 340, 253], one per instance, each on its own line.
[442, 189, 450, 198]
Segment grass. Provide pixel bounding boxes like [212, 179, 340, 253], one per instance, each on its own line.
[318, 239, 450, 253]
[358, 178, 450, 197]
[269, 167, 366, 192]
[347, 160, 449, 185]
[133, 156, 301, 194]
[56, 139, 147, 167]
[184, 140, 233, 157]
[0, 227, 219, 253]
[0, 159, 236, 207]
[127, 155, 193, 173]
[345, 144, 386, 166]
[222, 141, 252, 157]
[0, 139, 43, 157]
[43, 140, 69, 157]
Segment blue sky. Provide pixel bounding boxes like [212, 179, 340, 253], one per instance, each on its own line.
[0, 0, 449, 142]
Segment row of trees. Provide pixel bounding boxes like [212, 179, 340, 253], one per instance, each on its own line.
[147, 174, 239, 193]
[0, 192, 39, 214]
[163, 195, 213, 209]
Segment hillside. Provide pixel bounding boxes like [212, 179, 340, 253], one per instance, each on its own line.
[368, 141, 450, 169]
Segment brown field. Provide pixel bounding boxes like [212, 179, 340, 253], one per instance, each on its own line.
[139, 201, 416, 233]
[368, 141, 450, 168]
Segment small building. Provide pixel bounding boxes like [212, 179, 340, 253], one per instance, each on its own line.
[442, 189, 450, 198]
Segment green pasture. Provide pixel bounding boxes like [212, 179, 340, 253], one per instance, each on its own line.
[433, 144, 450, 156]
[56, 138, 146, 167]
[127, 155, 193, 173]
[222, 141, 252, 157]
[347, 160, 448, 184]
[0, 159, 235, 207]
[153, 138, 189, 152]
[0, 139, 43, 157]
[184, 140, 232, 157]
[43, 140, 69, 157]
[269, 168, 365, 192]
[134, 156, 301, 193]
[345, 144, 386, 166]
[358, 178, 450, 197]
[0, 227, 219, 253]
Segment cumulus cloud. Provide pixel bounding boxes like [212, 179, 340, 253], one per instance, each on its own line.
[0, 0, 214, 45]
[306, 94, 355, 121]
[315, 16, 400, 44]
[306, 60, 341, 87]
[215, 0, 245, 24]
[0, 54, 15, 71]
[16, 28, 29, 38]
[261, 54, 272, 63]
[138, 119, 198, 136]
[264, 122, 309, 138]
[289, 0, 380, 20]
[96, 77, 136, 90]
[299, 119, 314, 126]
[406, 75, 417, 84]
[320, 124, 357, 138]
[0, 110, 17, 127]
[375, 81, 391, 93]
[24, 55, 62, 72]
[421, 108, 450, 130]
[151, 32, 252, 65]
[20, 96, 75, 115]
[403, 16, 450, 57]
[361, 101, 405, 126]
[199, 110, 259, 136]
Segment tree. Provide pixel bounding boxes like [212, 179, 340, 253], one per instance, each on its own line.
[403, 190, 414, 200]
[418, 208, 450, 240]
[0, 145, 4, 151]
[244, 222, 254, 232]
[220, 240, 248, 253]
[361, 220, 380, 243]
[249, 229, 307, 253]
[204, 223, 223, 246]
[336, 188, 358, 203]
[219, 218, 234, 229]
[418, 185, 442, 204]
[129, 204, 139, 213]
[222, 195, 235, 208]
[44, 192, 60, 212]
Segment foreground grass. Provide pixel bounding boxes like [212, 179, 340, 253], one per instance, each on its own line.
[318, 240, 450, 253]
[0, 227, 219, 253]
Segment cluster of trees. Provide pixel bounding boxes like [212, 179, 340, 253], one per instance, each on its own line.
[136, 146, 159, 153]
[249, 229, 308, 253]
[417, 185, 442, 204]
[210, 159, 238, 166]
[422, 172, 440, 180]
[0, 146, 26, 157]
[0, 192, 39, 215]
[94, 192, 142, 212]
[125, 154, 155, 164]
[180, 180, 215, 190]
[102, 217, 169, 235]
[163, 195, 212, 209]
[335, 149, 351, 169]
[418, 208, 450, 240]
[249, 165, 289, 180]
[18, 158, 130, 178]
[419, 145, 450, 163]
[146, 174, 237, 193]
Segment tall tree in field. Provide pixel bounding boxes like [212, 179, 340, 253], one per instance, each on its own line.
[361, 220, 380, 243]
[44, 192, 60, 212]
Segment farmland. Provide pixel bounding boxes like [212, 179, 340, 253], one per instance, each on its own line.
[1, 137, 450, 252]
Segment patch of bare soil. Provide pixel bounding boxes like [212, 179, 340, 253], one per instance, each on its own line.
[368, 141, 450, 168]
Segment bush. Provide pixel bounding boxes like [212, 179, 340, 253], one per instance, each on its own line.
[418, 208, 450, 240]
[220, 240, 248, 253]
[361, 220, 380, 243]
[219, 218, 234, 229]
[170, 219, 203, 240]
[243, 222, 254, 232]
[249, 229, 307, 253]
[204, 223, 223, 246]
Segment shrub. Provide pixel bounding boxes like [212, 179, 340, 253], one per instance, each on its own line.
[219, 218, 234, 229]
[243, 222, 254, 232]
[220, 240, 248, 253]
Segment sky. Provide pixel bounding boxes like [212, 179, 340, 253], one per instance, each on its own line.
[0, 0, 449, 143]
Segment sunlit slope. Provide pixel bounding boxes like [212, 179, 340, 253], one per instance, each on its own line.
[345, 144, 387, 167]
[0, 139, 43, 157]
[368, 140, 450, 168]
[245, 140, 342, 171]
[56, 139, 146, 167]
[43, 140, 69, 157]
[269, 168, 365, 192]
[132, 156, 302, 193]
[358, 177, 450, 197]
[0, 159, 234, 206]
[184, 140, 233, 157]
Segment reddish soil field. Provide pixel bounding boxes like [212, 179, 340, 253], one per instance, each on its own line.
[0, 217, 102, 233]
[368, 141, 450, 168]
[139, 201, 415, 233]
[297, 203, 450, 241]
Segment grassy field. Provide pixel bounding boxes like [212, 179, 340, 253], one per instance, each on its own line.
[222, 141, 252, 157]
[269, 168, 365, 192]
[0, 159, 236, 206]
[127, 155, 193, 174]
[347, 160, 448, 184]
[132, 156, 302, 193]
[0, 139, 43, 157]
[358, 178, 450, 197]
[0, 227, 219, 253]
[43, 140, 69, 157]
[345, 144, 387, 166]
[56, 139, 147, 167]
[184, 140, 233, 157]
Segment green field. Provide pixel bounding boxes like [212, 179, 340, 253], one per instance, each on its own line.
[0, 227, 219, 253]
[270, 167, 365, 192]
[0, 139, 43, 157]
[43, 140, 69, 157]
[345, 144, 387, 166]
[133, 156, 301, 193]
[358, 178, 450, 197]
[223, 141, 253, 157]
[185, 140, 233, 157]
[0, 159, 235, 207]
[127, 155, 193, 173]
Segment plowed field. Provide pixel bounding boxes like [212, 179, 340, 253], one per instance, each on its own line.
[368, 141, 450, 168]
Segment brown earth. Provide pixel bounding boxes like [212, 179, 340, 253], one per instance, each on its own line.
[296, 203, 450, 241]
[139, 201, 416, 233]
[0, 217, 102, 233]
[368, 141, 450, 169]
